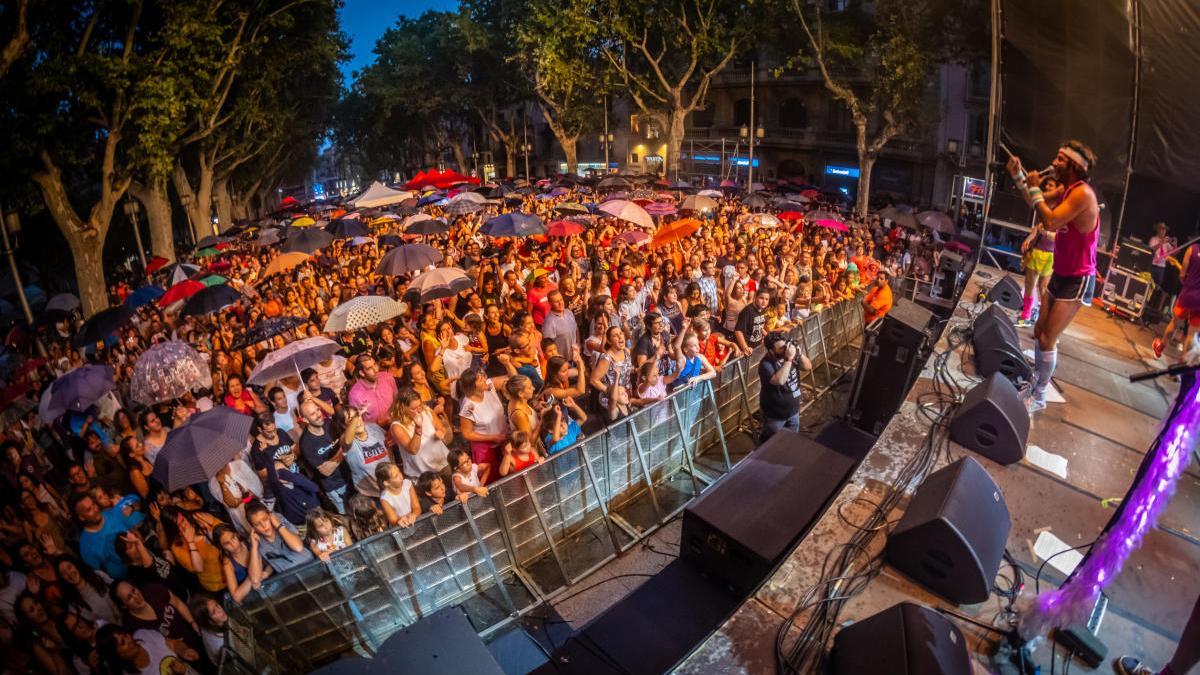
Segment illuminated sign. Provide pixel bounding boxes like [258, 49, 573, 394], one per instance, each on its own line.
[963, 176, 986, 202]
[824, 165, 860, 178]
[682, 154, 758, 167]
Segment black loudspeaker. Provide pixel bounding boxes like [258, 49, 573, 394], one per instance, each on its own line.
[950, 373, 1029, 465]
[934, 251, 965, 299]
[885, 457, 1011, 604]
[832, 602, 971, 675]
[986, 275, 1023, 310]
[847, 298, 933, 435]
[681, 430, 858, 593]
[971, 304, 1033, 384]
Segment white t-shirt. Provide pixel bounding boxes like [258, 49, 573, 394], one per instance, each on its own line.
[458, 382, 508, 438]
[391, 410, 450, 478]
[209, 459, 264, 535]
[133, 629, 197, 675]
[380, 479, 415, 519]
[344, 423, 392, 497]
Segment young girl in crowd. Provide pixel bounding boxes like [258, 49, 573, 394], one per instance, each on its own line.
[449, 449, 490, 502]
[304, 508, 354, 561]
[498, 431, 543, 477]
[375, 463, 420, 527]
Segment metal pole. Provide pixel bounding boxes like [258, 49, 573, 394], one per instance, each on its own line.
[748, 61, 756, 190]
[1112, 0, 1142, 249]
[523, 113, 530, 180]
[0, 210, 34, 328]
[977, 0, 1003, 269]
[126, 203, 147, 269]
[603, 97, 610, 171]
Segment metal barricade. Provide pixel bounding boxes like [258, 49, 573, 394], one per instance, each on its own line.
[223, 297, 869, 674]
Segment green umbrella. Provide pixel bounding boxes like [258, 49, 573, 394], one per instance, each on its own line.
[195, 247, 220, 258]
[199, 274, 227, 287]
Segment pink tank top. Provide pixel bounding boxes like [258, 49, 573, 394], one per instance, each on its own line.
[1052, 181, 1099, 277]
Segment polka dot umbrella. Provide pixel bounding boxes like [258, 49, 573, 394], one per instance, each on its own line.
[323, 295, 406, 333]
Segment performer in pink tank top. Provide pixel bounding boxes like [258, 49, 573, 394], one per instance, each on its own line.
[1006, 141, 1101, 413]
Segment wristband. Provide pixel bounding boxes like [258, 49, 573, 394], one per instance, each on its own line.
[1031, 194, 1046, 206]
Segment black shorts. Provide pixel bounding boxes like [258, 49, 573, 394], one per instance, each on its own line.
[1047, 273, 1096, 305]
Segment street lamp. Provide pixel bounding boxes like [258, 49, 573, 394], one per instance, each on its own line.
[123, 197, 147, 269]
[598, 133, 614, 172]
[739, 122, 765, 189]
[472, 151, 480, 178]
[179, 193, 196, 245]
[520, 142, 533, 180]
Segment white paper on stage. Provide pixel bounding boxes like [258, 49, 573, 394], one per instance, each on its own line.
[1025, 444, 1069, 479]
[1033, 530, 1084, 577]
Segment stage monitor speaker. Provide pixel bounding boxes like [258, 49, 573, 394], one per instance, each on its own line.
[934, 251, 965, 299]
[971, 304, 1033, 384]
[846, 298, 933, 435]
[885, 457, 1011, 604]
[986, 276, 1023, 310]
[1115, 239, 1152, 272]
[950, 373, 1029, 465]
[832, 602, 971, 675]
[681, 430, 858, 594]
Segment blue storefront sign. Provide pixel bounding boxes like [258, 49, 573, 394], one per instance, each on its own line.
[824, 165, 860, 178]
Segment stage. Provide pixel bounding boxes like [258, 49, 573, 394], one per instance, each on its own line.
[674, 267, 1200, 674]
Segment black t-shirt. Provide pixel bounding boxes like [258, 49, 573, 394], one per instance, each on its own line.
[122, 582, 202, 654]
[126, 555, 192, 601]
[758, 354, 803, 419]
[300, 426, 346, 491]
[735, 304, 767, 347]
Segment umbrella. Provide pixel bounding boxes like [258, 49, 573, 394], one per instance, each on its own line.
[198, 274, 227, 287]
[739, 213, 781, 228]
[597, 176, 631, 189]
[255, 229, 282, 247]
[644, 202, 678, 217]
[805, 210, 843, 223]
[195, 235, 231, 249]
[944, 240, 972, 254]
[45, 293, 81, 314]
[248, 337, 340, 386]
[72, 306, 135, 348]
[194, 247, 220, 258]
[481, 213, 545, 238]
[546, 220, 585, 238]
[878, 207, 917, 229]
[145, 256, 170, 274]
[290, 216, 316, 228]
[778, 211, 805, 222]
[180, 284, 243, 317]
[376, 244, 443, 277]
[282, 228, 334, 254]
[325, 219, 369, 239]
[554, 202, 589, 215]
[449, 191, 486, 204]
[400, 213, 433, 230]
[258, 252, 311, 280]
[444, 200, 484, 216]
[38, 365, 115, 422]
[697, 189, 722, 198]
[598, 200, 654, 230]
[231, 316, 307, 350]
[615, 230, 650, 246]
[408, 267, 475, 302]
[323, 295, 406, 332]
[152, 407, 254, 492]
[130, 341, 213, 406]
[916, 210, 957, 235]
[346, 236, 374, 248]
[158, 280, 206, 307]
[650, 218, 702, 249]
[162, 263, 201, 285]
[405, 218, 450, 236]
[378, 234, 403, 247]
[123, 286, 165, 309]
[680, 195, 718, 212]
[744, 193, 768, 209]
[813, 219, 850, 233]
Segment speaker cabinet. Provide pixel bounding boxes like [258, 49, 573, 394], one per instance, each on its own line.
[987, 275, 1023, 310]
[885, 457, 1011, 604]
[950, 373, 1029, 465]
[832, 602, 971, 675]
[847, 298, 933, 435]
[971, 305, 1033, 384]
[934, 251, 965, 299]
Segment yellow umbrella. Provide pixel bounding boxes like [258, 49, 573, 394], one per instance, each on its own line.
[258, 252, 311, 282]
[290, 216, 316, 228]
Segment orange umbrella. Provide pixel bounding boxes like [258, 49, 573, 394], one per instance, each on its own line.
[258, 252, 311, 282]
[650, 217, 702, 249]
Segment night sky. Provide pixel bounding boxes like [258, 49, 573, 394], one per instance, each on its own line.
[339, 0, 460, 79]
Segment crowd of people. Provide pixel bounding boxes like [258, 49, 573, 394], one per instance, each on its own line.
[0, 174, 955, 673]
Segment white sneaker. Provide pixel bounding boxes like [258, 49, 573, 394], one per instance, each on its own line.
[1025, 396, 1046, 414]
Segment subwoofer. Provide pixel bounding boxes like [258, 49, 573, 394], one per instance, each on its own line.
[885, 457, 1011, 604]
[950, 373, 1029, 465]
[846, 298, 933, 435]
[971, 304, 1032, 384]
[832, 602, 971, 675]
[986, 275, 1023, 310]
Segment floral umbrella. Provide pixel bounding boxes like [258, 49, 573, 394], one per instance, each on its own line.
[130, 341, 213, 406]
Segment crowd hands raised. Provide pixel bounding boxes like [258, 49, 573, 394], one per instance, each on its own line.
[0, 180, 949, 673]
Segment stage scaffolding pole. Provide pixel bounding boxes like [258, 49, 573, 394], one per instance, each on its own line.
[977, 0, 1004, 270]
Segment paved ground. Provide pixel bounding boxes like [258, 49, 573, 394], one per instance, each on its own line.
[674, 267, 1199, 675]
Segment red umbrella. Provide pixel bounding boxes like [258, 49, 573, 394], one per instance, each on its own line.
[546, 220, 585, 237]
[145, 256, 169, 274]
[944, 241, 972, 254]
[204, 260, 233, 272]
[158, 280, 206, 307]
[778, 211, 805, 221]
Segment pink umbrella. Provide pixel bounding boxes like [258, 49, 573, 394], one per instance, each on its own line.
[546, 219, 585, 237]
[644, 202, 678, 217]
[616, 230, 650, 246]
[599, 199, 654, 230]
[814, 219, 850, 233]
[719, 179, 738, 188]
[944, 241, 972, 254]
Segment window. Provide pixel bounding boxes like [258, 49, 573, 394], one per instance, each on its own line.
[779, 99, 807, 129]
[733, 99, 751, 128]
[691, 107, 715, 128]
[967, 112, 987, 150]
[827, 100, 852, 133]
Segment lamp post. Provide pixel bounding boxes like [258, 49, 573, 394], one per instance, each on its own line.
[742, 61, 765, 190]
[0, 209, 46, 357]
[179, 193, 196, 246]
[123, 197, 147, 269]
[522, 113, 533, 179]
[602, 96, 612, 172]
[472, 151, 480, 178]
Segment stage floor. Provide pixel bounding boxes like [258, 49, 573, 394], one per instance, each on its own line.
[675, 267, 1200, 674]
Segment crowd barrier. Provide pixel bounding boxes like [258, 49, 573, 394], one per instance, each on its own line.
[220, 298, 866, 673]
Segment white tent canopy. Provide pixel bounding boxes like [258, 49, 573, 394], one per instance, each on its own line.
[349, 181, 415, 208]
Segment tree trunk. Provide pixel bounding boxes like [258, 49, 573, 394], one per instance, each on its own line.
[562, 138, 578, 176]
[128, 178, 175, 264]
[857, 153, 876, 218]
[666, 109, 688, 178]
[172, 164, 208, 242]
[66, 234, 109, 321]
[451, 141, 469, 175]
[214, 178, 234, 233]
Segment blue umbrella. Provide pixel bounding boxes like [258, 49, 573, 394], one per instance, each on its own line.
[124, 286, 165, 309]
[38, 364, 115, 422]
[417, 193, 446, 207]
[480, 213, 545, 238]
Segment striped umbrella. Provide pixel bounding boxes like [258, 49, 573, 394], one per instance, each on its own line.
[38, 365, 115, 422]
[248, 337, 341, 386]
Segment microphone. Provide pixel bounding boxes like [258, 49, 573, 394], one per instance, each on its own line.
[1129, 361, 1200, 383]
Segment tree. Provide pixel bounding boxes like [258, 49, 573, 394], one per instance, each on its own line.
[0, 0, 31, 79]
[515, 0, 605, 175]
[787, 0, 986, 216]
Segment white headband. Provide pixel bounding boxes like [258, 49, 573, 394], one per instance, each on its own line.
[1059, 146, 1089, 172]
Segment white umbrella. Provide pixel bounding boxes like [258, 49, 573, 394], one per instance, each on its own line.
[680, 195, 718, 212]
[409, 267, 475, 301]
[739, 213, 781, 228]
[916, 210, 957, 235]
[323, 295, 405, 332]
[448, 191, 486, 204]
[248, 336, 340, 385]
[400, 213, 434, 231]
[697, 189, 722, 198]
[598, 200, 654, 230]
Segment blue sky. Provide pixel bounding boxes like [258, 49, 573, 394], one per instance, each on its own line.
[339, 0, 459, 79]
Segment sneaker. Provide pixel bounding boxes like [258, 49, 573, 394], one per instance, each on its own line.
[1113, 656, 1155, 675]
[1152, 338, 1165, 359]
[1025, 396, 1046, 415]
[1015, 318, 1034, 328]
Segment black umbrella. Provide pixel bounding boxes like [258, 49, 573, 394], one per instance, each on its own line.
[325, 218, 370, 239]
[195, 235, 232, 250]
[376, 244, 443, 277]
[152, 407, 254, 491]
[405, 218, 450, 236]
[180, 284, 243, 317]
[282, 228, 335, 254]
[72, 306, 135, 347]
[230, 315, 307, 350]
[378, 234, 403, 247]
[744, 193, 768, 209]
[38, 364, 115, 422]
